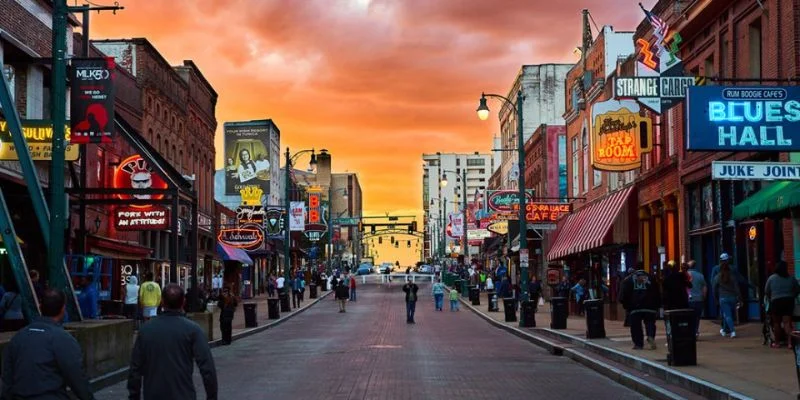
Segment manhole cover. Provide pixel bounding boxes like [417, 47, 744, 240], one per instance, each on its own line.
[369, 344, 402, 349]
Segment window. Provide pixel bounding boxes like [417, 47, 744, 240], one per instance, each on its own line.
[572, 137, 579, 197]
[720, 40, 728, 78]
[2, 65, 14, 102]
[582, 127, 588, 193]
[749, 21, 762, 78]
[689, 186, 701, 230]
[667, 108, 676, 157]
[701, 183, 714, 226]
[456, 158, 460, 166]
[428, 159, 439, 167]
[704, 56, 714, 77]
[478, 168, 486, 174]
[467, 158, 485, 166]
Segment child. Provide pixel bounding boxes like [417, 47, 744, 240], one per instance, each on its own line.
[449, 288, 459, 311]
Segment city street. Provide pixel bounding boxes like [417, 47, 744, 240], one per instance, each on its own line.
[96, 282, 645, 399]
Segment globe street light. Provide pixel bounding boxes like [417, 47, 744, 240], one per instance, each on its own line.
[476, 90, 532, 328]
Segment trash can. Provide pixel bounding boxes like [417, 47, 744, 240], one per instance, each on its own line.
[487, 290, 499, 312]
[520, 300, 536, 328]
[665, 309, 697, 366]
[454, 280, 462, 293]
[550, 297, 568, 329]
[461, 280, 469, 298]
[584, 299, 605, 339]
[792, 332, 800, 397]
[469, 286, 480, 306]
[503, 298, 517, 322]
[267, 298, 280, 320]
[310, 284, 318, 299]
[279, 291, 291, 312]
[243, 303, 257, 328]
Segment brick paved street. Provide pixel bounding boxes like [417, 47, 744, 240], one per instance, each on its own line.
[97, 282, 646, 399]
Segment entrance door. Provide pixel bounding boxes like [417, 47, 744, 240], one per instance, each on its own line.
[700, 232, 720, 318]
[744, 224, 764, 322]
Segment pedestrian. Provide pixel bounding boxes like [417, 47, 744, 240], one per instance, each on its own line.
[686, 260, 707, 338]
[662, 260, 692, 310]
[571, 278, 587, 316]
[497, 276, 512, 299]
[335, 279, 349, 313]
[529, 276, 543, 309]
[621, 270, 661, 350]
[1, 288, 93, 399]
[266, 274, 276, 298]
[403, 278, 419, 323]
[124, 275, 140, 321]
[128, 284, 218, 400]
[139, 271, 161, 323]
[0, 287, 25, 332]
[276, 274, 286, 294]
[349, 273, 357, 302]
[449, 287, 459, 311]
[765, 260, 799, 348]
[619, 269, 636, 327]
[298, 274, 306, 303]
[29, 269, 45, 301]
[713, 262, 741, 338]
[431, 278, 445, 311]
[485, 274, 494, 291]
[218, 286, 237, 345]
[77, 275, 99, 319]
[290, 276, 300, 308]
[555, 275, 571, 298]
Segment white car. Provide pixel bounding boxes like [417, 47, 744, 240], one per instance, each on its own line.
[419, 265, 434, 274]
[379, 264, 393, 274]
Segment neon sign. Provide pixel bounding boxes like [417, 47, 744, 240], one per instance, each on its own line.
[591, 99, 652, 171]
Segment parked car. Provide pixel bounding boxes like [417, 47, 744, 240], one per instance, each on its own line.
[378, 264, 393, 274]
[419, 265, 433, 274]
[356, 265, 371, 275]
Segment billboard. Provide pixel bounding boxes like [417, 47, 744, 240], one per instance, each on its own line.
[0, 120, 78, 161]
[224, 121, 273, 197]
[686, 86, 800, 151]
[591, 99, 652, 172]
[70, 57, 115, 144]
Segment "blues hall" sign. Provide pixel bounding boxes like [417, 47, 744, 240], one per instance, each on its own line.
[687, 86, 800, 151]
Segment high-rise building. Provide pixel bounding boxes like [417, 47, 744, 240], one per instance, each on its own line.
[422, 152, 493, 260]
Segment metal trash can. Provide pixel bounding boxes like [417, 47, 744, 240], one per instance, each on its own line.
[267, 298, 280, 320]
[454, 280, 462, 293]
[520, 300, 536, 328]
[665, 309, 697, 366]
[550, 297, 568, 329]
[243, 303, 257, 328]
[487, 291, 499, 312]
[461, 280, 469, 298]
[584, 299, 605, 339]
[310, 284, 318, 299]
[279, 291, 291, 312]
[469, 286, 480, 305]
[503, 298, 517, 322]
[792, 332, 800, 398]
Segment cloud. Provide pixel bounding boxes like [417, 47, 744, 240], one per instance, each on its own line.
[92, 0, 656, 250]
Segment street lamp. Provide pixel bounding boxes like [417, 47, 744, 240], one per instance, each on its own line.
[477, 90, 532, 328]
[327, 186, 349, 274]
[284, 147, 317, 302]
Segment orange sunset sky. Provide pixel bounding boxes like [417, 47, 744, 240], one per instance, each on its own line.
[93, 0, 655, 264]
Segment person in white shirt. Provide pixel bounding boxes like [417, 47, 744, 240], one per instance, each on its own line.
[276, 276, 285, 291]
[124, 275, 139, 320]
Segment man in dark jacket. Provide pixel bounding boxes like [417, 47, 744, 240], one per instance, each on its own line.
[662, 261, 692, 310]
[1, 288, 93, 400]
[128, 284, 217, 400]
[621, 270, 661, 350]
[402, 278, 419, 324]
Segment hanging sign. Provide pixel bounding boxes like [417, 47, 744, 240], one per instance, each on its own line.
[236, 206, 265, 226]
[289, 201, 306, 231]
[307, 191, 321, 224]
[524, 202, 572, 222]
[687, 86, 800, 151]
[218, 227, 263, 250]
[591, 99, 652, 171]
[467, 229, 492, 240]
[70, 57, 115, 144]
[113, 155, 168, 208]
[264, 208, 284, 236]
[486, 190, 535, 213]
[487, 220, 509, 235]
[711, 161, 800, 181]
[114, 207, 169, 231]
[0, 120, 78, 160]
[448, 212, 464, 238]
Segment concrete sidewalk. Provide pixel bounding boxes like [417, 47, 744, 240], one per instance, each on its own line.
[461, 294, 797, 400]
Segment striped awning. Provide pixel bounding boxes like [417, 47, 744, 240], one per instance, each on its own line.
[547, 186, 634, 261]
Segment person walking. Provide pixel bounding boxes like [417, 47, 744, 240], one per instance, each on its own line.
[571, 279, 587, 316]
[335, 279, 349, 313]
[77, 275, 99, 319]
[402, 278, 419, 323]
[764, 261, 799, 348]
[529, 276, 543, 309]
[621, 270, 661, 350]
[139, 272, 161, 323]
[266, 274, 276, 298]
[1, 289, 93, 399]
[218, 287, 237, 345]
[713, 262, 741, 338]
[663, 261, 692, 311]
[0, 288, 25, 332]
[124, 275, 140, 321]
[618, 269, 636, 327]
[128, 284, 217, 400]
[431, 278, 446, 311]
[29, 269, 46, 301]
[449, 287, 460, 311]
[349, 273, 357, 302]
[289, 276, 299, 308]
[686, 260, 707, 338]
[555, 275, 571, 298]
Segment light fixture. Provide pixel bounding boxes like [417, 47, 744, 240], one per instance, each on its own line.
[342, 189, 348, 200]
[476, 93, 490, 121]
[440, 175, 448, 187]
[308, 149, 318, 173]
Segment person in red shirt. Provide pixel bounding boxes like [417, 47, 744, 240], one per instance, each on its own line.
[349, 274, 357, 302]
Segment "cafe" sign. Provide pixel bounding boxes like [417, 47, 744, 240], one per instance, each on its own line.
[591, 99, 652, 172]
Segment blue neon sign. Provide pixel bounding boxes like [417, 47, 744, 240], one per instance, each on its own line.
[686, 86, 800, 151]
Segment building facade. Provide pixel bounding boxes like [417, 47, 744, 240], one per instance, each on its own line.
[331, 172, 363, 267]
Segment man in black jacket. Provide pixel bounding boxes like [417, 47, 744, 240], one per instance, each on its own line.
[128, 283, 217, 400]
[402, 279, 419, 324]
[621, 270, 661, 350]
[2, 288, 93, 400]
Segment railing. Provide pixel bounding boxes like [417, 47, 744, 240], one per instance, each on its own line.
[357, 274, 436, 285]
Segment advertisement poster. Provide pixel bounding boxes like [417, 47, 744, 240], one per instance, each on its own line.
[289, 201, 306, 231]
[113, 155, 168, 207]
[590, 99, 652, 172]
[70, 57, 115, 144]
[224, 120, 273, 196]
[448, 212, 464, 238]
[0, 119, 78, 160]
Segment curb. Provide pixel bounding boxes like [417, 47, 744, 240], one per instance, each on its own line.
[89, 290, 333, 391]
[537, 328, 753, 400]
[457, 296, 744, 400]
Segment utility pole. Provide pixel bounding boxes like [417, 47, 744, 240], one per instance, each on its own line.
[49, 0, 68, 304]
[462, 168, 468, 261]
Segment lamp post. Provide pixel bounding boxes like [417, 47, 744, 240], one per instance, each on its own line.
[477, 91, 532, 328]
[327, 186, 348, 274]
[284, 147, 317, 300]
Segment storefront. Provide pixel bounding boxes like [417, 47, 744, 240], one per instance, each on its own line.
[216, 242, 253, 298]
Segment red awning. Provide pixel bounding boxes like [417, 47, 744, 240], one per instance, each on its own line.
[547, 186, 634, 261]
[86, 234, 153, 260]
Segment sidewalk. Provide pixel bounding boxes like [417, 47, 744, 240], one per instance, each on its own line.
[462, 295, 797, 400]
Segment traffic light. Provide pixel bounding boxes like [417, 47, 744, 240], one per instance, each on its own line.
[371, 225, 375, 234]
[378, 237, 382, 244]
[410, 221, 417, 233]
[407, 240, 411, 248]
[394, 241, 399, 248]
[390, 236, 395, 244]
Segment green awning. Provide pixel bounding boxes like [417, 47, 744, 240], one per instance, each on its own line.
[732, 181, 800, 220]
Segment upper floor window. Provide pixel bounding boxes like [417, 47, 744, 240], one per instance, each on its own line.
[466, 158, 485, 166]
